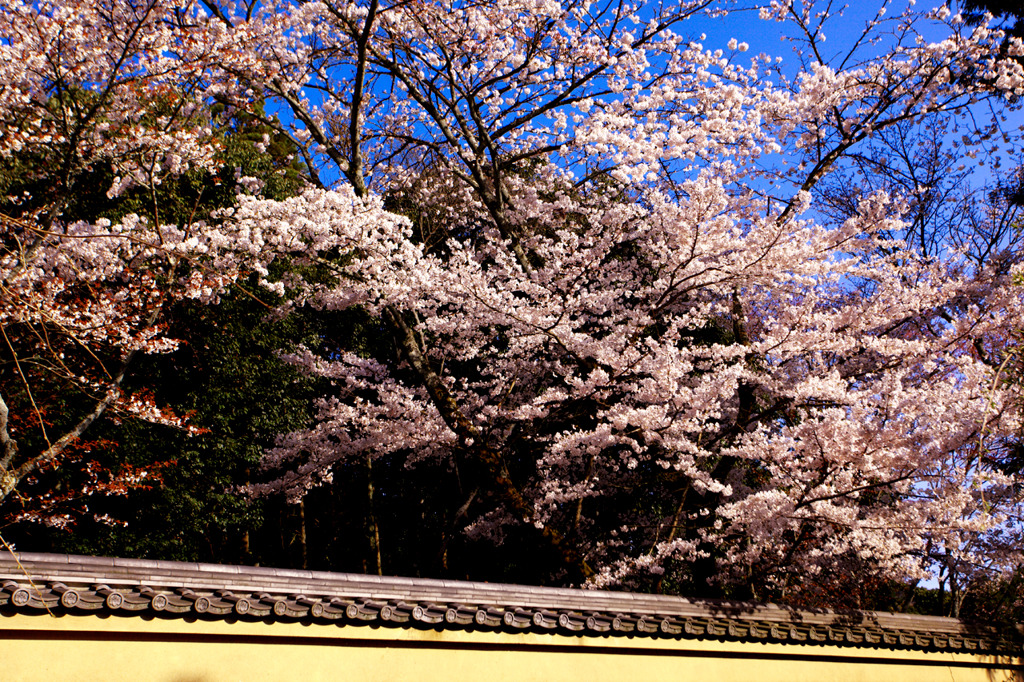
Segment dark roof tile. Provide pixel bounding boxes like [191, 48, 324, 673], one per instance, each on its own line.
[0, 552, 1020, 656]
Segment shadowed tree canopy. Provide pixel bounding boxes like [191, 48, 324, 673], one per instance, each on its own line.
[963, 0, 1024, 38]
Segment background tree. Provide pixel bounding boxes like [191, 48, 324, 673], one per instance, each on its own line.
[963, 0, 1024, 40]
[0, 0, 223, 517]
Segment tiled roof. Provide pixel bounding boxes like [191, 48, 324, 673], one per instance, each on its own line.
[1, 552, 1020, 655]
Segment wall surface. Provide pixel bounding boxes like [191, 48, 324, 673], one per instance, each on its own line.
[1, 611, 1021, 682]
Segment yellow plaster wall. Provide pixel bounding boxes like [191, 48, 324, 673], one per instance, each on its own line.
[0, 611, 1020, 682]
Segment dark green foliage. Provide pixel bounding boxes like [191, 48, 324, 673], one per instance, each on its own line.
[963, 0, 1024, 38]
[0, 108, 316, 561]
[7, 287, 322, 564]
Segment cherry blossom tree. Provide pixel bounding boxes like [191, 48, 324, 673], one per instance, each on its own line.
[0, 0, 269, 521]
[4, 0, 1024, 602]
[209, 0, 1024, 595]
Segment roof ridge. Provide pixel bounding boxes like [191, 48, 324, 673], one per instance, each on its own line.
[1, 552, 1020, 655]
